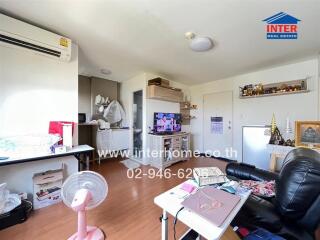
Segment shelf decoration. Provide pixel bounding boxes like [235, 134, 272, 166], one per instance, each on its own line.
[180, 102, 197, 125]
[269, 114, 285, 146]
[283, 117, 294, 146]
[181, 102, 197, 110]
[269, 114, 295, 147]
[239, 78, 308, 99]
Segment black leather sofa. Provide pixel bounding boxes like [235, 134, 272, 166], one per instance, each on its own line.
[226, 148, 320, 240]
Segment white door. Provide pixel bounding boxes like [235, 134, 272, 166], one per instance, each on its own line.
[203, 91, 233, 158]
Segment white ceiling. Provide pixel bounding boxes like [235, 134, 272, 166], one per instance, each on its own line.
[0, 0, 320, 85]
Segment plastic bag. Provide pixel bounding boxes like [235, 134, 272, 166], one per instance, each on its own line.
[103, 100, 127, 126]
[0, 183, 21, 214]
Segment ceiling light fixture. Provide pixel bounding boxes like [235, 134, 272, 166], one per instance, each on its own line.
[185, 32, 214, 52]
[100, 68, 112, 75]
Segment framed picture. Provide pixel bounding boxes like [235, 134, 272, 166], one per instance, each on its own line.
[295, 121, 320, 148]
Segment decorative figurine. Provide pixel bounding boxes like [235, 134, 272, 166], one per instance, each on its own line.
[284, 139, 295, 147]
[255, 83, 264, 95]
[269, 114, 285, 145]
[269, 127, 285, 145]
[246, 84, 253, 96]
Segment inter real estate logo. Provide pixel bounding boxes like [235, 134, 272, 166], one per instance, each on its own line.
[263, 12, 301, 39]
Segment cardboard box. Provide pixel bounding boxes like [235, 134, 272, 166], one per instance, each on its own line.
[33, 169, 63, 210]
[148, 77, 170, 87]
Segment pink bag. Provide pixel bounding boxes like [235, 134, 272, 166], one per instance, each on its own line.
[48, 121, 75, 144]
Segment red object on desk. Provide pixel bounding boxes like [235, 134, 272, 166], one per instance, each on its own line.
[49, 121, 75, 144]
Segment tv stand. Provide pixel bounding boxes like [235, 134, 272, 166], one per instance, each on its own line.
[150, 131, 185, 136]
[152, 132, 170, 135]
[148, 132, 191, 169]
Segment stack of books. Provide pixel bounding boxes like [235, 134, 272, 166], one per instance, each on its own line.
[193, 167, 228, 186]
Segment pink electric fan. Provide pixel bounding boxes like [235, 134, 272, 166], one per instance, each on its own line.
[61, 171, 108, 240]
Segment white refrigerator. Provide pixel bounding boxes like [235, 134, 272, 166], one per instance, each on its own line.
[242, 125, 271, 170]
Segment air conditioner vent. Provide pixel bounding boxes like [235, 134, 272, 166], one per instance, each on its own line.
[0, 33, 61, 57]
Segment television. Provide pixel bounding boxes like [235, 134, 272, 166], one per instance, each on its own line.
[153, 112, 182, 133]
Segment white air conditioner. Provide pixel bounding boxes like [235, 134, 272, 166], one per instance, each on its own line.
[0, 14, 72, 61]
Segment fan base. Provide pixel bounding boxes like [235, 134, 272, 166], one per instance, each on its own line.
[68, 226, 105, 240]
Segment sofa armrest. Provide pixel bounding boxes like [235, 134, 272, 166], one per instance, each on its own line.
[226, 162, 279, 182]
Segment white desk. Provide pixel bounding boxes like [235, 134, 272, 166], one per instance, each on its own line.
[0, 145, 94, 170]
[0, 145, 94, 195]
[154, 180, 251, 240]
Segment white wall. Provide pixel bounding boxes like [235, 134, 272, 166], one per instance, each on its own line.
[120, 59, 319, 163]
[120, 72, 190, 164]
[190, 58, 319, 160]
[146, 99, 180, 130]
[0, 43, 79, 143]
[120, 73, 148, 163]
[145, 73, 191, 133]
[0, 42, 79, 195]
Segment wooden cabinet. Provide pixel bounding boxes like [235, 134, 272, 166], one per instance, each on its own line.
[147, 85, 183, 102]
[148, 132, 190, 169]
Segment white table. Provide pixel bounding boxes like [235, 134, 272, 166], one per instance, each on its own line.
[154, 180, 251, 240]
[0, 144, 94, 170]
[0, 145, 94, 195]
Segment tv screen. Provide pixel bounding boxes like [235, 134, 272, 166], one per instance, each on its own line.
[154, 112, 182, 133]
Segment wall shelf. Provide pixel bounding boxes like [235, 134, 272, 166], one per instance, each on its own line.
[180, 102, 197, 110]
[239, 78, 309, 99]
[239, 89, 310, 99]
[180, 102, 196, 125]
[182, 115, 196, 121]
[147, 85, 183, 103]
[180, 107, 197, 110]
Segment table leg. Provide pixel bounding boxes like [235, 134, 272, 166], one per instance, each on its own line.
[86, 154, 90, 170]
[221, 226, 240, 240]
[161, 210, 168, 240]
[74, 153, 81, 171]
